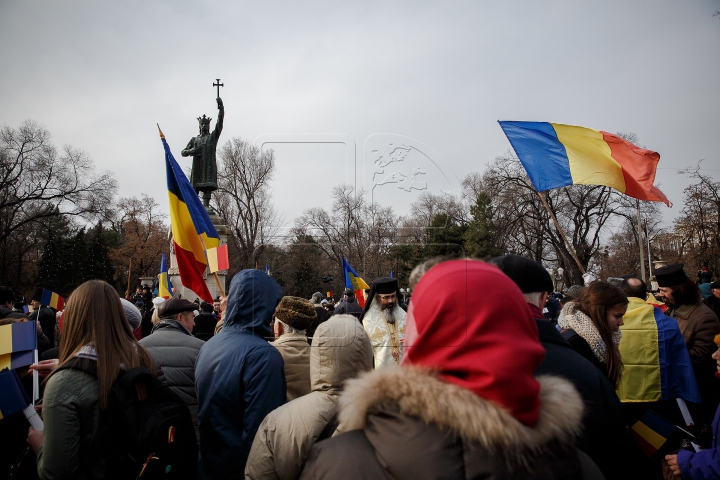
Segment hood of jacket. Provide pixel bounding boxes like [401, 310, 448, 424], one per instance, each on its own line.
[403, 259, 544, 427]
[310, 314, 373, 393]
[222, 269, 283, 337]
[339, 367, 583, 468]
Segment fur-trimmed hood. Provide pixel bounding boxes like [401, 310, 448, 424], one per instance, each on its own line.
[338, 367, 583, 463]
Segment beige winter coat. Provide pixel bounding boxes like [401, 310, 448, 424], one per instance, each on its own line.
[245, 315, 373, 480]
[272, 332, 311, 401]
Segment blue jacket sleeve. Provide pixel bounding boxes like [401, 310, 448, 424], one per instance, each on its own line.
[240, 346, 287, 466]
[678, 447, 720, 480]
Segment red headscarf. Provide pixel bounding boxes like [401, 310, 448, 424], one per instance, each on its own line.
[402, 259, 545, 427]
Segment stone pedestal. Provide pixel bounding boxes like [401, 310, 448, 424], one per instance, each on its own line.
[168, 212, 231, 301]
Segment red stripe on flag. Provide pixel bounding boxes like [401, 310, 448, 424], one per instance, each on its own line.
[356, 290, 365, 308]
[174, 241, 213, 303]
[601, 132, 670, 206]
[216, 245, 229, 271]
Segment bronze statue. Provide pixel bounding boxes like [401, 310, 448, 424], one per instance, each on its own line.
[182, 95, 224, 210]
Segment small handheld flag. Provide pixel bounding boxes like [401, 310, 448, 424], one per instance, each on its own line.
[206, 245, 229, 273]
[630, 410, 677, 457]
[0, 321, 37, 370]
[40, 289, 64, 311]
[158, 253, 173, 299]
[342, 257, 370, 308]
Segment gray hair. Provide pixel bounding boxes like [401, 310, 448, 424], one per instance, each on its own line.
[522, 292, 545, 308]
[310, 292, 323, 304]
[276, 318, 306, 335]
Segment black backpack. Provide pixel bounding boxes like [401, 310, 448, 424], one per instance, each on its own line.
[57, 358, 198, 479]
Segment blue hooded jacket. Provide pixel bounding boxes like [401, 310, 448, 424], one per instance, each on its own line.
[195, 270, 286, 480]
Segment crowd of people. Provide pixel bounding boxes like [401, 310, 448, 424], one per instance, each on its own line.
[2, 257, 720, 479]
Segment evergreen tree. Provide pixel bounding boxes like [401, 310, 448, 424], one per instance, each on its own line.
[87, 222, 116, 286]
[463, 192, 503, 259]
[36, 233, 62, 293]
[424, 213, 467, 258]
[66, 228, 88, 291]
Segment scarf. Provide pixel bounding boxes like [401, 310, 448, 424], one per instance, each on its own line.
[558, 302, 621, 364]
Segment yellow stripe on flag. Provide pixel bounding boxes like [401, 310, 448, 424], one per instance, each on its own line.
[348, 273, 370, 290]
[552, 124, 626, 193]
[0, 353, 11, 371]
[632, 421, 667, 450]
[0, 324, 13, 356]
[168, 191, 219, 264]
[207, 248, 219, 273]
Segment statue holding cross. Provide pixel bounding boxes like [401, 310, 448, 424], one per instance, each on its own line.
[181, 79, 225, 211]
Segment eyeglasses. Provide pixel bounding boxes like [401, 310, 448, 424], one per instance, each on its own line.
[377, 293, 397, 301]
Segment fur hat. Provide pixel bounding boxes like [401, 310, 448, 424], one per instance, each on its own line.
[275, 296, 316, 331]
[655, 263, 689, 287]
[489, 254, 553, 293]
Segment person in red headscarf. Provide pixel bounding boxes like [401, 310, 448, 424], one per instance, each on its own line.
[299, 259, 604, 479]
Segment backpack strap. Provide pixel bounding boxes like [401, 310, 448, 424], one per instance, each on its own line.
[116, 367, 154, 390]
[54, 356, 99, 377]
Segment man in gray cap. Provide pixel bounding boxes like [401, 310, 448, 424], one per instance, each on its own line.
[656, 263, 720, 424]
[361, 277, 406, 368]
[139, 297, 205, 439]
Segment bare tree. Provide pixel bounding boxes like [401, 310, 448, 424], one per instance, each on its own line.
[0, 120, 117, 242]
[481, 151, 633, 285]
[670, 163, 720, 276]
[295, 184, 400, 280]
[107, 194, 168, 293]
[0, 120, 117, 288]
[213, 138, 283, 271]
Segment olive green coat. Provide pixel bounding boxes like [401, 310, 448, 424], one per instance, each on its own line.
[36, 368, 110, 480]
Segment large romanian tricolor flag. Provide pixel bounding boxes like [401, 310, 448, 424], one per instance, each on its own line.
[617, 298, 701, 404]
[161, 130, 219, 303]
[342, 257, 370, 308]
[158, 253, 173, 299]
[0, 321, 37, 370]
[498, 121, 671, 206]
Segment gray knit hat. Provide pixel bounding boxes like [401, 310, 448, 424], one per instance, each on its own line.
[275, 296, 317, 331]
[120, 298, 142, 331]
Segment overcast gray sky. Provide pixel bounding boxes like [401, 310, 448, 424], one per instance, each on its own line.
[1, 0, 719, 230]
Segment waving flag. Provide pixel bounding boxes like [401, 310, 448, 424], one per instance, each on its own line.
[158, 253, 173, 299]
[161, 129, 219, 303]
[40, 290, 64, 311]
[0, 321, 37, 370]
[342, 257, 370, 308]
[498, 121, 670, 206]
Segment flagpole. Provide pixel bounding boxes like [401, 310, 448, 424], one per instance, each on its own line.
[537, 192, 586, 275]
[126, 258, 132, 298]
[636, 200, 647, 282]
[32, 348, 39, 404]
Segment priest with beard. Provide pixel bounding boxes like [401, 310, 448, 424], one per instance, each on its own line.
[360, 277, 406, 368]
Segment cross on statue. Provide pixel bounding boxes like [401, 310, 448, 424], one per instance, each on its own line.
[213, 79, 224, 97]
